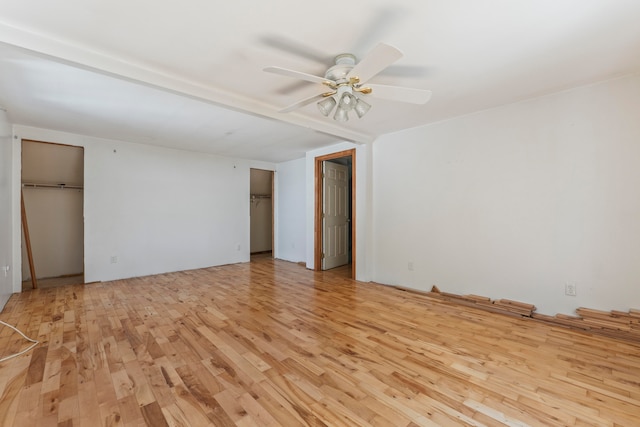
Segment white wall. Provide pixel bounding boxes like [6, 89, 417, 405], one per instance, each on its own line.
[11, 126, 274, 284]
[276, 158, 306, 263]
[0, 112, 13, 309]
[373, 74, 640, 316]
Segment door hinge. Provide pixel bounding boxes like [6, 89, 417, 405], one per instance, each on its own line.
[321, 253, 325, 259]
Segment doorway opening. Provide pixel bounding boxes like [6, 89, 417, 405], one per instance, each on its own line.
[250, 168, 274, 258]
[21, 140, 84, 290]
[314, 149, 355, 279]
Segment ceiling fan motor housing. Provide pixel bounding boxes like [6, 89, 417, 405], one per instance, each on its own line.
[324, 54, 356, 84]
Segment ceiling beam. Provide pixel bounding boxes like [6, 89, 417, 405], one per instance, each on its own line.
[0, 21, 374, 145]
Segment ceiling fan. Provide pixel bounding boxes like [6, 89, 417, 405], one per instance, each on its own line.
[264, 43, 432, 122]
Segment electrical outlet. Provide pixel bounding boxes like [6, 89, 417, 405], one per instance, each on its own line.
[565, 283, 577, 296]
[110, 256, 118, 264]
[407, 261, 414, 271]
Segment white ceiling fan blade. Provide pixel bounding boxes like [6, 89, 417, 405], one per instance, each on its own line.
[278, 93, 326, 113]
[260, 35, 333, 64]
[347, 43, 403, 84]
[365, 84, 432, 104]
[264, 66, 330, 85]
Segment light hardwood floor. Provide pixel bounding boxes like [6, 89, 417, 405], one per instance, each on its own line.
[0, 256, 638, 426]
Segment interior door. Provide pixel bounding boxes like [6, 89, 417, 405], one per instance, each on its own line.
[322, 161, 349, 270]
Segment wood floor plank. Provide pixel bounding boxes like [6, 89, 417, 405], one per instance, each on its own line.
[1, 255, 639, 426]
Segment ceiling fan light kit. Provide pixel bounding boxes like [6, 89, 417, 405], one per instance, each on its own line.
[264, 43, 432, 122]
[317, 96, 337, 116]
[354, 97, 371, 118]
[321, 87, 371, 122]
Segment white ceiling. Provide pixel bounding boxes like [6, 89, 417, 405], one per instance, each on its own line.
[1, 0, 640, 163]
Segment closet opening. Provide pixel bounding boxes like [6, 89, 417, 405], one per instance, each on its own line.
[250, 168, 274, 259]
[21, 140, 84, 290]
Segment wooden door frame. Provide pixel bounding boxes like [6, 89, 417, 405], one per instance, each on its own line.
[314, 149, 356, 278]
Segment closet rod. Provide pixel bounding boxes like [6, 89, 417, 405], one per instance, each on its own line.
[22, 183, 84, 190]
[250, 194, 271, 199]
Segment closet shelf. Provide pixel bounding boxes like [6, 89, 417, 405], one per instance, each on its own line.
[22, 182, 84, 190]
